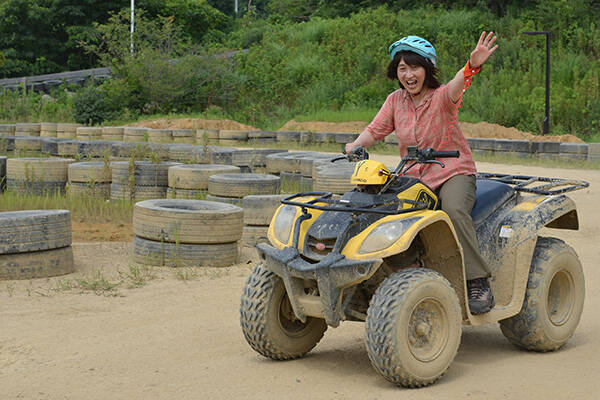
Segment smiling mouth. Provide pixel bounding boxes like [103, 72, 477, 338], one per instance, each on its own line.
[405, 79, 418, 89]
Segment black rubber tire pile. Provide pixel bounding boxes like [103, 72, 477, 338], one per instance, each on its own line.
[110, 160, 181, 202]
[241, 194, 287, 247]
[0, 210, 74, 280]
[167, 164, 240, 199]
[207, 173, 281, 206]
[132, 199, 243, 268]
[67, 161, 112, 199]
[6, 157, 75, 195]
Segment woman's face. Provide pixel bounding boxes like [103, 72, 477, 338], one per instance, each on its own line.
[397, 59, 426, 95]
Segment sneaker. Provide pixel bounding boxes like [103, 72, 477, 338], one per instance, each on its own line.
[467, 277, 495, 314]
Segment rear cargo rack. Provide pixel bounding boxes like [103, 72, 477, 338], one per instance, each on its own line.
[477, 173, 589, 195]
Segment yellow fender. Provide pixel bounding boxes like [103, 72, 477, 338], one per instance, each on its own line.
[343, 210, 471, 320]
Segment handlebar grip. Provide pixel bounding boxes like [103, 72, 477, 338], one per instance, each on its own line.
[432, 150, 460, 158]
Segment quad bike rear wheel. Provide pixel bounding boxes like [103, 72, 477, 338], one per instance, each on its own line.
[499, 236, 585, 351]
[365, 268, 462, 387]
[240, 264, 327, 360]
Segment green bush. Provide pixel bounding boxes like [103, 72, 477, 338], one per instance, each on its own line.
[0, 86, 74, 123]
[220, 5, 599, 136]
[73, 85, 119, 125]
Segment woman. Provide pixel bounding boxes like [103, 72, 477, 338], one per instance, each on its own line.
[345, 32, 498, 314]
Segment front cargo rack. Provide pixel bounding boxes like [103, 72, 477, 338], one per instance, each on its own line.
[477, 173, 589, 195]
[281, 192, 428, 215]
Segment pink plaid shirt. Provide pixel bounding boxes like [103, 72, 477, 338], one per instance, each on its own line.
[365, 85, 477, 190]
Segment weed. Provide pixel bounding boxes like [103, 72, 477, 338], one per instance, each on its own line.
[281, 176, 302, 194]
[74, 270, 120, 296]
[119, 263, 156, 288]
[0, 188, 133, 224]
[174, 267, 198, 281]
[6, 283, 15, 297]
[52, 278, 75, 292]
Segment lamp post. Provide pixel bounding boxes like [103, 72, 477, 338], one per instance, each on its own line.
[523, 31, 551, 135]
[130, 0, 135, 56]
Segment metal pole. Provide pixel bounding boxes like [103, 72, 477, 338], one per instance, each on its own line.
[523, 31, 551, 135]
[235, 0, 238, 14]
[544, 33, 550, 135]
[130, 0, 135, 56]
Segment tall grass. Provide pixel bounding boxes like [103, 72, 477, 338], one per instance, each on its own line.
[0, 190, 133, 224]
[0, 86, 75, 123]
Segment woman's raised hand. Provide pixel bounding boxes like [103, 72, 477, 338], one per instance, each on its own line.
[469, 31, 498, 68]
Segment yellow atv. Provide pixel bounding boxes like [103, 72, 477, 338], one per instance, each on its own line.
[240, 146, 588, 387]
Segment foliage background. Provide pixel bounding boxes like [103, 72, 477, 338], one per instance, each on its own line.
[0, 0, 599, 138]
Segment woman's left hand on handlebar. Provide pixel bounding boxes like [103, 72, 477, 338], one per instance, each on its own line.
[469, 31, 498, 68]
[345, 142, 358, 154]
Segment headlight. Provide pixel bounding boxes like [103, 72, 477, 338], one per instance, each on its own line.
[358, 217, 421, 254]
[272, 205, 297, 244]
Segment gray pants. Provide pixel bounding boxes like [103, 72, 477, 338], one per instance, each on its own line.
[438, 174, 491, 280]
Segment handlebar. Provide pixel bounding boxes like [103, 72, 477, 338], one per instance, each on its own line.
[331, 145, 369, 162]
[331, 145, 459, 166]
[420, 148, 460, 161]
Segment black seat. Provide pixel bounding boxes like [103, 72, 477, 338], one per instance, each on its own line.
[471, 179, 516, 226]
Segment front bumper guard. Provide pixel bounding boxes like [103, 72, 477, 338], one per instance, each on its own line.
[256, 243, 382, 327]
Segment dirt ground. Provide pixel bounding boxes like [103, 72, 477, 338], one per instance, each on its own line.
[130, 117, 584, 143]
[71, 221, 133, 242]
[1, 157, 599, 399]
[280, 119, 585, 143]
[131, 118, 256, 131]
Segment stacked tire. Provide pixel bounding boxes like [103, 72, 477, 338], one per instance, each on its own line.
[313, 159, 357, 194]
[76, 127, 103, 141]
[123, 127, 148, 143]
[197, 129, 219, 145]
[132, 199, 243, 268]
[148, 129, 173, 144]
[56, 123, 80, 139]
[110, 161, 180, 202]
[15, 123, 40, 137]
[40, 122, 58, 138]
[167, 144, 201, 163]
[6, 158, 75, 195]
[0, 210, 74, 280]
[207, 173, 280, 206]
[14, 136, 44, 156]
[219, 130, 248, 146]
[266, 151, 322, 192]
[67, 161, 112, 199]
[167, 164, 240, 199]
[299, 154, 337, 191]
[242, 195, 286, 247]
[0, 124, 16, 137]
[0, 156, 7, 191]
[232, 149, 286, 172]
[172, 129, 195, 144]
[102, 127, 124, 141]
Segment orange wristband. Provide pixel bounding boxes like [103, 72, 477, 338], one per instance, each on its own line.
[463, 60, 481, 90]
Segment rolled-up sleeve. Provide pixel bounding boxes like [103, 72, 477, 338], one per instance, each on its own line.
[438, 84, 460, 115]
[364, 91, 396, 141]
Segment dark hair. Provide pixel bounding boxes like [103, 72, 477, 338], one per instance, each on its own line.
[386, 51, 441, 90]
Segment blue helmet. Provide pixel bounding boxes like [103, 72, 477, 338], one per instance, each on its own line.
[388, 36, 437, 68]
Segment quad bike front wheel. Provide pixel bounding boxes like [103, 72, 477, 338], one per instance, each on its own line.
[240, 264, 327, 360]
[500, 236, 585, 351]
[365, 268, 462, 388]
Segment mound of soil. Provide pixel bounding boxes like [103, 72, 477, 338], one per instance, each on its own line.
[131, 118, 257, 131]
[279, 119, 584, 143]
[279, 120, 368, 133]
